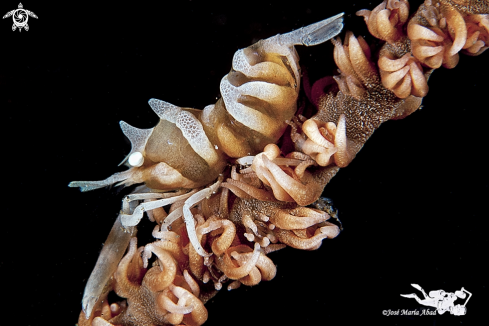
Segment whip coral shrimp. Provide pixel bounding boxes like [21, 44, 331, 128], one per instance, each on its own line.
[70, 13, 344, 326]
[69, 1, 488, 325]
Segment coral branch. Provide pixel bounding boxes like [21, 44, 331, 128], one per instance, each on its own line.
[74, 1, 487, 325]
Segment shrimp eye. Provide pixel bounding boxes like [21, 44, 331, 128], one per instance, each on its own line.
[128, 152, 144, 167]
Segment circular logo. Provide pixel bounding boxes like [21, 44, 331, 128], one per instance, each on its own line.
[3, 3, 38, 32]
[13, 9, 28, 28]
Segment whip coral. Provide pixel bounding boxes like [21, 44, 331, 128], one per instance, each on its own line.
[69, 1, 488, 325]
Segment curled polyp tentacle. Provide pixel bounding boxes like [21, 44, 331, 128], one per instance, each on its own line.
[333, 114, 355, 168]
[252, 145, 293, 202]
[407, 0, 473, 69]
[443, 4, 468, 56]
[357, 0, 409, 43]
[254, 252, 277, 281]
[293, 114, 353, 168]
[242, 213, 259, 235]
[275, 219, 340, 250]
[152, 225, 180, 243]
[299, 119, 338, 166]
[270, 207, 329, 230]
[350, 33, 377, 81]
[318, 221, 342, 239]
[387, 0, 410, 22]
[228, 250, 276, 290]
[221, 178, 276, 201]
[293, 158, 317, 179]
[302, 119, 334, 149]
[214, 227, 241, 252]
[145, 232, 187, 268]
[142, 243, 177, 292]
[114, 238, 143, 299]
[220, 180, 254, 200]
[407, 60, 429, 97]
[380, 56, 410, 96]
[251, 144, 325, 206]
[236, 264, 262, 286]
[345, 74, 367, 99]
[410, 38, 448, 68]
[188, 221, 206, 280]
[463, 14, 489, 55]
[216, 243, 261, 280]
[331, 33, 379, 100]
[232, 250, 277, 285]
[274, 228, 331, 250]
[378, 50, 429, 98]
[158, 282, 202, 325]
[332, 37, 357, 83]
[183, 270, 200, 298]
[169, 284, 208, 326]
[299, 138, 336, 166]
[158, 293, 192, 325]
[196, 216, 236, 256]
[230, 166, 261, 189]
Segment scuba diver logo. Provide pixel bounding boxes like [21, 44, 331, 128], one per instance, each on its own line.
[401, 284, 472, 316]
[3, 3, 38, 32]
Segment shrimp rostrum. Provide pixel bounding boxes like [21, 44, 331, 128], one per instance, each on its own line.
[69, 13, 344, 325]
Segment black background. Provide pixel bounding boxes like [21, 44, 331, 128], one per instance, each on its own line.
[1, 1, 488, 325]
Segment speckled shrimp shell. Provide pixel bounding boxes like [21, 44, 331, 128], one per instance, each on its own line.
[70, 13, 344, 194]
